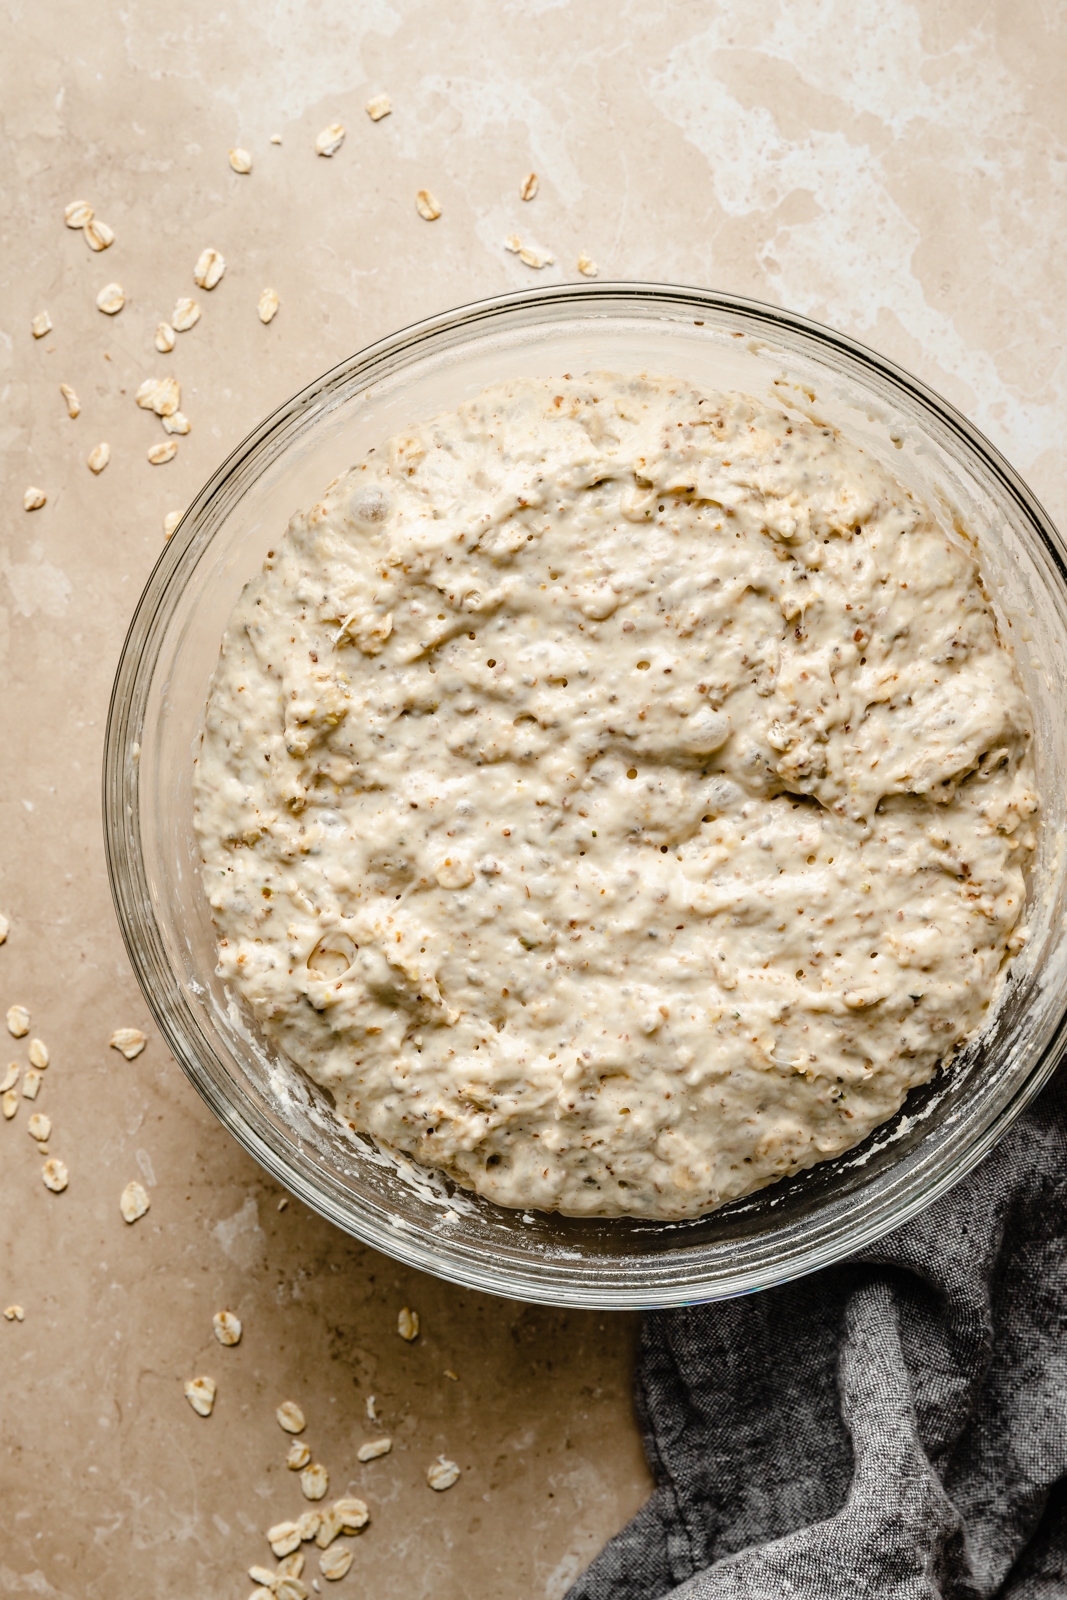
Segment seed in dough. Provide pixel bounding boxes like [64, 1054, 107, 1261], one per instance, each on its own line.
[319, 1545, 353, 1581]
[397, 1307, 419, 1341]
[276, 1399, 306, 1434]
[87, 442, 111, 474]
[415, 189, 441, 220]
[6, 1006, 29, 1038]
[31, 310, 52, 338]
[120, 1180, 150, 1222]
[96, 282, 125, 315]
[300, 1462, 328, 1501]
[229, 147, 252, 173]
[426, 1456, 460, 1491]
[365, 93, 391, 121]
[60, 383, 80, 417]
[315, 122, 345, 157]
[356, 1437, 391, 1461]
[212, 1309, 242, 1345]
[110, 1028, 146, 1059]
[42, 1159, 68, 1193]
[193, 248, 225, 290]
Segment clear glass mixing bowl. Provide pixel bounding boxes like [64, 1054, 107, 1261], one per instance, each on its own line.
[103, 283, 1067, 1308]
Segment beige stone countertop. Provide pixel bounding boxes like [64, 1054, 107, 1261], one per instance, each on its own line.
[2, 3, 1065, 1595]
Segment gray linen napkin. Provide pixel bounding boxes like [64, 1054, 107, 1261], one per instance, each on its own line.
[567, 1072, 1067, 1599]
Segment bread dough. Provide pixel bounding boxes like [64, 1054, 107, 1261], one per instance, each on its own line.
[193, 374, 1037, 1218]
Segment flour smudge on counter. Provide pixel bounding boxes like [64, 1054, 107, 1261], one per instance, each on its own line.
[193, 375, 1037, 1218]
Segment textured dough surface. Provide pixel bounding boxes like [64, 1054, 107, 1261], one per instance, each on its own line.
[193, 374, 1037, 1218]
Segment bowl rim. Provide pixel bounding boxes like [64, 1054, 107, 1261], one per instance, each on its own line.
[103, 279, 1067, 1307]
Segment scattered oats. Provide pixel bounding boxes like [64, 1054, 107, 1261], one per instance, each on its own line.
[0, 911, 7, 942]
[23, 487, 46, 512]
[267, 1521, 302, 1558]
[520, 171, 539, 201]
[154, 322, 176, 354]
[332, 1498, 369, 1534]
[120, 1180, 150, 1223]
[295, 1510, 322, 1542]
[519, 243, 554, 269]
[84, 217, 115, 251]
[248, 1567, 277, 1588]
[185, 1374, 217, 1416]
[270, 133, 282, 144]
[258, 287, 280, 324]
[315, 122, 346, 157]
[31, 310, 53, 339]
[213, 1309, 242, 1346]
[276, 1578, 309, 1600]
[136, 376, 181, 416]
[277, 1196, 289, 1211]
[397, 1306, 419, 1341]
[365, 93, 391, 121]
[148, 440, 179, 465]
[444, 1369, 459, 1381]
[193, 248, 226, 290]
[0, 1064, 16, 1092]
[276, 1400, 306, 1434]
[2, 1090, 17, 1120]
[249, 1588, 273, 1600]
[427, 1455, 461, 1491]
[278, 1553, 305, 1579]
[6, 1005, 29, 1038]
[27, 1113, 50, 1143]
[164, 510, 183, 539]
[87, 442, 111, 474]
[415, 188, 441, 221]
[22, 1070, 41, 1100]
[313, 1505, 343, 1549]
[287, 1439, 312, 1470]
[42, 1158, 68, 1193]
[577, 252, 599, 278]
[301, 1462, 329, 1502]
[96, 282, 125, 315]
[229, 147, 253, 174]
[65, 199, 94, 228]
[4, 1305, 24, 1321]
[356, 1437, 391, 1462]
[60, 383, 80, 418]
[110, 1027, 147, 1059]
[172, 297, 201, 331]
[505, 233, 522, 253]
[365, 1395, 377, 1421]
[318, 1547, 352, 1582]
[162, 411, 191, 435]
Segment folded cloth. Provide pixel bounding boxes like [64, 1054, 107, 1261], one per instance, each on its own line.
[567, 1071, 1067, 1599]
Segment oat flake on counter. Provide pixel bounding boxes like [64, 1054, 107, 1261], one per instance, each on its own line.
[23, 487, 46, 511]
[2, 1090, 17, 1120]
[276, 1400, 306, 1434]
[300, 1462, 329, 1501]
[287, 1439, 312, 1469]
[155, 322, 176, 353]
[4, 1305, 25, 1321]
[87, 442, 110, 474]
[172, 297, 201, 331]
[120, 1180, 150, 1223]
[268, 1520, 302, 1557]
[315, 122, 345, 156]
[319, 1545, 353, 1581]
[148, 440, 178, 465]
[6, 1005, 29, 1038]
[258, 287, 280, 324]
[84, 217, 114, 251]
[356, 1437, 392, 1461]
[31, 310, 52, 338]
[110, 1027, 146, 1059]
[366, 93, 391, 120]
[520, 171, 539, 200]
[64, 199, 93, 228]
[162, 411, 191, 436]
[426, 1456, 461, 1491]
[213, 1309, 242, 1345]
[184, 1375, 217, 1416]
[397, 1307, 419, 1341]
[193, 248, 225, 290]
[59, 383, 80, 418]
[95, 282, 124, 315]
[22, 1070, 41, 1100]
[28, 1039, 48, 1069]
[27, 1113, 50, 1143]
[0, 1064, 17, 1092]
[415, 188, 441, 220]
[577, 252, 598, 277]
[42, 1159, 68, 1193]
[229, 147, 252, 174]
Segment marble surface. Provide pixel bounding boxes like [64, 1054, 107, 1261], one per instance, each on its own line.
[2, 2, 1064, 1595]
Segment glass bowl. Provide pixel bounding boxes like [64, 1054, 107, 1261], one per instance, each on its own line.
[103, 283, 1067, 1308]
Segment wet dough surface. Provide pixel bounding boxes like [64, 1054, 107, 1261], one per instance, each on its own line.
[194, 374, 1037, 1218]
